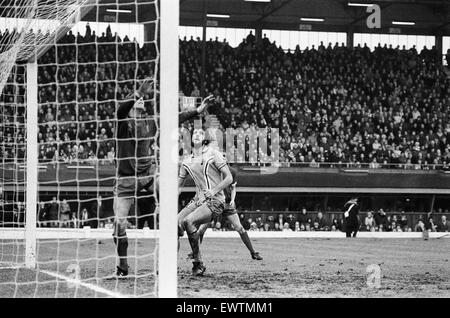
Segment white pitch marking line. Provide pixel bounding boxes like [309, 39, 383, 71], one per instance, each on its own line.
[0, 266, 23, 270]
[39, 269, 127, 298]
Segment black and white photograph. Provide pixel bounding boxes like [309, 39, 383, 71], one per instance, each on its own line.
[0, 0, 450, 301]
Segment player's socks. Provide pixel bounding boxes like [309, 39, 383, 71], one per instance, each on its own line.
[113, 236, 128, 270]
[187, 230, 202, 263]
[113, 222, 129, 270]
[238, 231, 256, 254]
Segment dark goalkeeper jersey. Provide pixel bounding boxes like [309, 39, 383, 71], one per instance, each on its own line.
[116, 98, 156, 176]
[116, 96, 205, 176]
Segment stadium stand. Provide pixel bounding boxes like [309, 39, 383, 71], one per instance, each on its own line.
[2, 25, 449, 169]
[1, 26, 449, 233]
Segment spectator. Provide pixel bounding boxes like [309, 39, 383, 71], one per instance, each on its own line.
[428, 217, 437, 232]
[105, 218, 114, 229]
[89, 197, 102, 228]
[312, 221, 320, 231]
[255, 216, 264, 230]
[80, 208, 89, 227]
[277, 213, 284, 229]
[244, 217, 253, 231]
[239, 213, 245, 225]
[282, 222, 292, 232]
[48, 197, 59, 227]
[71, 209, 79, 228]
[214, 221, 222, 231]
[414, 220, 425, 232]
[59, 199, 71, 228]
[249, 221, 258, 231]
[398, 212, 408, 230]
[374, 209, 388, 229]
[364, 211, 376, 231]
[37, 202, 48, 227]
[314, 212, 328, 231]
[266, 215, 276, 230]
[274, 222, 281, 231]
[331, 218, 342, 232]
[305, 223, 311, 231]
[286, 213, 296, 230]
[298, 208, 309, 226]
[436, 215, 450, 232]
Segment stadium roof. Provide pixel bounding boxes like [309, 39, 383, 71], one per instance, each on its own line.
[2, 0, 449, 36]
[178, 0, 450, 36]
[81, 0, 450, 36]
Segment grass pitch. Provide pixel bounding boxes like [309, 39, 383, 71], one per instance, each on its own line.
[1, 237, 449, 297]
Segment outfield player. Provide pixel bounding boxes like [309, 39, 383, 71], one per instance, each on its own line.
[343, 197, 360, 238]
[193, 166, 263, 260]
[177, 128, 233, 276]
[113, 79, 213, 277]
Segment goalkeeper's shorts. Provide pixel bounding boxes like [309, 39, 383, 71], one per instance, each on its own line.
[114, 171, 154, 198]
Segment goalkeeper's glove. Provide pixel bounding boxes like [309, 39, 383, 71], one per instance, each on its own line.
[135, 77, 154, 98]
[197, 95, 214, 114]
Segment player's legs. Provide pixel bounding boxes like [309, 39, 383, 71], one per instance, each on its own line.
[113, 195, 133, 273]
[226, 213, 262, 259]
[183, 203, 213, 264]
[198, 222, 209, 243]
[177, 200, 198, 253]
[186, 222, 209, 259]
[128, 173, 156, 229]
[113, 176, 139, 275]
[178, 200, 198, 236]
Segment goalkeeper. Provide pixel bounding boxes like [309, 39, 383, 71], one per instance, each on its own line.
[113, 78, 214, 277]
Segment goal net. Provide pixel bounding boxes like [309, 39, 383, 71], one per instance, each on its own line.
[0, 0, 179, 298]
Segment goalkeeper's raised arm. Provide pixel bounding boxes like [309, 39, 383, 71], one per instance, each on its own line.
[119, 79, 213, 123]
[117, 77, 155, 119]
[179, 94, 214, 123]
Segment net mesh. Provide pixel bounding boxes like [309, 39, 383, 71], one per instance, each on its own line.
[0, 0, 93, 95]
[0, 0, 162, 298]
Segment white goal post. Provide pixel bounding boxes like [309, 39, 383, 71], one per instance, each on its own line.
[25, 60, 38, 269]
[159, 0, 179, 298]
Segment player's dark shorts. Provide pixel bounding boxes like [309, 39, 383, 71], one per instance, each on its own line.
[222, 202, 237, 217]
[114, 171, 154, 198]
[344, 218, 359, 232]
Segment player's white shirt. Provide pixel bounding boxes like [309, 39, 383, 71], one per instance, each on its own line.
[179, 146, 227, 202]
